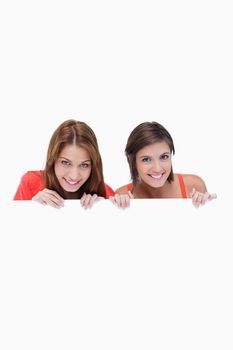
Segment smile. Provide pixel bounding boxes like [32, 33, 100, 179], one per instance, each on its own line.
[148, 173, 164, 180]
[64, 178, 81, 186]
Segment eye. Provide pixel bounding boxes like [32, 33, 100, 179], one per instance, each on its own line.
[142, 157, 151, 163]
[80, 163, 89, 169]
[61, 160, 71, 166]
[160, 154, 170, 160]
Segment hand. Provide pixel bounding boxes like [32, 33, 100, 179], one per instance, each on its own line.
[32, 188, 64, 208]
[109, 191, 134, 209]
[80, 193, 104, 209]
[190, 188, 217, 208]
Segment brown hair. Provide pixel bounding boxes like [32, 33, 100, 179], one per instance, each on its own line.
[44, 119, 106, 199]
[125, 121, 175, 184]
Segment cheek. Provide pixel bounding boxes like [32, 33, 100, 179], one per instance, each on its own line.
[136, 162, 145, 175]
[162, 161, 172, 175]
[54, 164, 59, 177]
[54, 164, 64, 178]
[84, 167, 92, 178]
[166, 161, 172, 170]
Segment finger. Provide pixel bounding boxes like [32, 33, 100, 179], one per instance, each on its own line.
[35, 197, 47, 206]
[192, 191, 202, 207]
[113, 194, 121, 207]
[201, 191, 210, 205]
[82, 194, 91, 209]
[109, 195, 119, 207]
[109, 196, 115, 203]
[33, 192, 63, 208]
[115, 194, 130, 209]
[88, 194, 98, 208]
[46, 194, 64, 208]
[128, 191, 134, 199]
[209, 193, 217, 200]
[124, 195, 131, 208]
[122, 195, 131, 208]
[192, 190, 199, 202]
[202, 192, 217, 204]
[43, 191, 64, 207]
[42, 190, 65, 208]
[81, 194, 93, 209]
[80, 193, 87, 207]
[119, 195, 127, 209]
[43, 189, 64, 204]
[190, 188, 196, 198]
[45, 198, 63, 209]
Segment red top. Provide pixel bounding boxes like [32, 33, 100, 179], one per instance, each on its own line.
[13, 171, 115, 200]
[177, 174, 187, 198]
[126, 174, 187, 198]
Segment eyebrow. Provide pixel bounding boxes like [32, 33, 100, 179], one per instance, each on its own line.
[138, 152, 170, 158]
[59, 157, 71, 162]
[138, 155, 152, 159]
[59, 157, 91, 163]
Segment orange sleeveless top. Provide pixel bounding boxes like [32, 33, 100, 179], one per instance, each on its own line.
[127, 174, 187, 198]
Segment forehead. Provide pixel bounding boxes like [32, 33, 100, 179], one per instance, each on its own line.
[59, 144, 90, 161]
[136, 141, 170, 157]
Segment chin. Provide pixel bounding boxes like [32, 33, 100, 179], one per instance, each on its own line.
[60, 182, 82, 193]
[148, 183, 164, 189]
[143, 178, 166, 188]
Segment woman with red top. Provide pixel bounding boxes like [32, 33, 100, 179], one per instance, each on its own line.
[14, 119, 114, 208]
[113, 121, 216, 208]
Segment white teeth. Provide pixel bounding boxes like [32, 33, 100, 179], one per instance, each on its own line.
[149, 174, 163, 179]
[65, 179, 80, 185]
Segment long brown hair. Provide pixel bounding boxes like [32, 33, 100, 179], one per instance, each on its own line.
[44, 119, 106, 199]
[125, 121, 175, 184]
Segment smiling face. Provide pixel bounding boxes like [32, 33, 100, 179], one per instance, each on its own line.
[54, 144, 92, 192]
[136, 141, 172, 188]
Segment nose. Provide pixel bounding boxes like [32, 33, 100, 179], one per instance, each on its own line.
[67, 166, 80, 180]
[150, 160, 162, 173]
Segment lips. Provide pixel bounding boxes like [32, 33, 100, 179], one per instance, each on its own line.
[63, 178, 81, 186]
[148, 173, 164, 180]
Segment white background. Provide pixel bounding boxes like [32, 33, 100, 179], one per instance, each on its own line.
[0, 0, 232, 200]
[0, 1, 232, 349]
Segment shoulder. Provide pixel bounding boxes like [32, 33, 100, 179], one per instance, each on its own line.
[181, 174, 207, 193]
[21, 170, 44, 182]
[115, 184, 132, 194]
[14, 170, 45, 200]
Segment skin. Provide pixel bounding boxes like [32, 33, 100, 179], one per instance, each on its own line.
[115, 141, 216, 208]
[109, 191, 134, 209]
[32, 144, 101, 209]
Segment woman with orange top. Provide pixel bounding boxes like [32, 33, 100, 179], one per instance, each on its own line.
[14, 119, 114, 208]
[114, 121, 216, 208]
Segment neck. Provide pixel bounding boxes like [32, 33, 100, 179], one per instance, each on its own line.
[133, 180, 171, 198]
[65, 191, 82, 199]
[58, 187, 82, 200]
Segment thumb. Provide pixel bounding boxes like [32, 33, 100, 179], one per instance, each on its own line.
[209, 193, 217, 200]
[128, 191, 134, 199]
[190, 188, 196, 197]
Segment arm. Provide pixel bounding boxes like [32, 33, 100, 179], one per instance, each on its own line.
[13, 171, 39, 200]
[14, 171, 65, 208]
